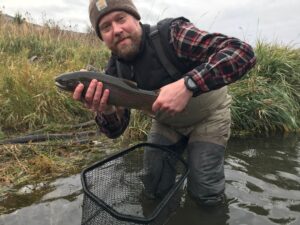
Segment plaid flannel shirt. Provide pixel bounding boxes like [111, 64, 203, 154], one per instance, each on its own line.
[96, 18, 256, 138]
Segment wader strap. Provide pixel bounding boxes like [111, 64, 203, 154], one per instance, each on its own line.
[116, 60, 122, 78]
[149, 25, 181, 80]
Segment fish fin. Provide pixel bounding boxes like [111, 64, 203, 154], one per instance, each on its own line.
[121, 79, 138, 89]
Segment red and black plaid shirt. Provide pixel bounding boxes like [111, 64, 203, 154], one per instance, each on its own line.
[96, 18, 256, 138]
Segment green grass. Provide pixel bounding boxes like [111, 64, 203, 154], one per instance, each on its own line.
[0, 11, 299, 192]
[229, 41, 300, 135]
[0, 14, 110, 134]
[0, 13, 299, 139]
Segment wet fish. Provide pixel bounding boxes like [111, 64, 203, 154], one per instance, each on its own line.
[55, 71, 157, 112]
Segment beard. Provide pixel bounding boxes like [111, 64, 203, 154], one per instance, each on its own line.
[110, 32, 142, 61]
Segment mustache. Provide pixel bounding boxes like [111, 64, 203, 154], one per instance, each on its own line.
[113, 34, 130, 45]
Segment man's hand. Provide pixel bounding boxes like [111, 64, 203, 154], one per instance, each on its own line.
[152, 78, 193, 116]
[73, 79, 115, 114]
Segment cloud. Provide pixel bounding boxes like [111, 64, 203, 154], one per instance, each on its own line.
[1, 0, 299, 45]
[135, 0, 300, 45]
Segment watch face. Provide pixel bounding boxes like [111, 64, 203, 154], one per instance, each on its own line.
[187, 77, 197, 89]
[185, 76, 198, 92]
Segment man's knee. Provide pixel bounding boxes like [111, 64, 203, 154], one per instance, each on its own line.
[143, 133, 181, 198]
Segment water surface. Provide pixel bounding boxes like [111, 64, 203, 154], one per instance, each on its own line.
[0, 135, 299, 225]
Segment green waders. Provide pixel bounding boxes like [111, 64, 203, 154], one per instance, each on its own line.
[142, 88, 231, 206]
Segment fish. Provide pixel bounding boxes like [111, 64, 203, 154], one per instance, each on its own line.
[55, 71, 158, 112]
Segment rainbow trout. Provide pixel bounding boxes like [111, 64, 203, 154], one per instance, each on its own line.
[55, 71, 157, 112]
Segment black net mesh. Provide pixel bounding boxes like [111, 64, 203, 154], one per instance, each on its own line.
[81, 143, 188, 225]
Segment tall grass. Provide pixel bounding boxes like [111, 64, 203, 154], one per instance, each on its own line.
[229, 41, 300, 135]
[0, 14, 110, 134]
[0, 13, 299, 138]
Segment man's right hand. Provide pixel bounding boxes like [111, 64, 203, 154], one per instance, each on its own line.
[73, 79, 115, 114]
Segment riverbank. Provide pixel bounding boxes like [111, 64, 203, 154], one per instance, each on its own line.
[0, 13, 299, 138]
[0, 13, 299, 195]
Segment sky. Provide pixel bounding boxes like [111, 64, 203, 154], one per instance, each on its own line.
[1, 0, 300, 47]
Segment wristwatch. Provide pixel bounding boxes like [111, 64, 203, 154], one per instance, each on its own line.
[184, 76, 198, 93]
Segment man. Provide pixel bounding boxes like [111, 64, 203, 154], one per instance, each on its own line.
[74, 0, 256, 206]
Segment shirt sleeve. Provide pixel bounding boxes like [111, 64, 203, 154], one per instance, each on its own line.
[95, 108, 130, 139]
[169, 19, 256, 95]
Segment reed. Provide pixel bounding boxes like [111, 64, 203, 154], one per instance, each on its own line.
[0, 13, 110, 134]
[0, 12, 299, 190]
[229, 41, 300, 135]
[0, 141, 111, 191]
[121, 110, 151, 144]
[0, 13, 299, 139]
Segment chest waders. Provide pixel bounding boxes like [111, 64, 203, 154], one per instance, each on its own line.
[117, 19, 231, 206]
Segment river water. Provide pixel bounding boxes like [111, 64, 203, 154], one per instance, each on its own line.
[0, 135, 299, 225]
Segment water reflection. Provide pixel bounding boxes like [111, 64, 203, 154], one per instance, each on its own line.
[0, 174, 83, 225]
[0, 135, 299, 225]
[166, 194, 230, 225]
[225, 135, 300, 225]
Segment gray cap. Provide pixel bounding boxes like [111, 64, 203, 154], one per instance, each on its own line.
[89, 0, 141, 39]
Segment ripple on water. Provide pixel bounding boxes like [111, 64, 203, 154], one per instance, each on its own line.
[0, 136, 299, 225]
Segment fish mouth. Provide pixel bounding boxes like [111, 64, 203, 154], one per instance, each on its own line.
[55, 81, 67, 89]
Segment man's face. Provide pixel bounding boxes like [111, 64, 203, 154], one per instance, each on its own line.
[99, 11, 142, 60]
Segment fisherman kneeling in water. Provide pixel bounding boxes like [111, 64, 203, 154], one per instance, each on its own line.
[73, 0, 256, 206]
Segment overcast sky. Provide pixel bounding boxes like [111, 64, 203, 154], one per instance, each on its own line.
[1, 0, 300, 47]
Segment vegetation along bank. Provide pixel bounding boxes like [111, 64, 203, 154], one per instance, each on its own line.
[0, 13, 299, 195]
